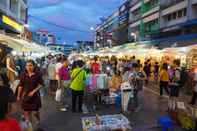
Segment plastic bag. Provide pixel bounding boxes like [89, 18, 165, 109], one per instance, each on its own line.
[55, 88, 62, 102]
[20, 120, 33, 131]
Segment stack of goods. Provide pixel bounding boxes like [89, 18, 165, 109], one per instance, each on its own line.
[81, 114, 132, 131]
[169, 101, 196, 130]
[177, 111, 195, 130]
[102, 92, 119, 105]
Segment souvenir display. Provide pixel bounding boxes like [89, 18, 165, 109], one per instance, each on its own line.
[82, 114, 132, 131]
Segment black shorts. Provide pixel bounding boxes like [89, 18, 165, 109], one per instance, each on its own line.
[170, 85, 179, 97]
[49, 80, 58, 92]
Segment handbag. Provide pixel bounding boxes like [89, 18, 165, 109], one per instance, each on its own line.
[23, 96, 33, 103]
[55, 88, 62, 102]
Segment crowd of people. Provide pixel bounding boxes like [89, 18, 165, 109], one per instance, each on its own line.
[0, 45, 197, 131]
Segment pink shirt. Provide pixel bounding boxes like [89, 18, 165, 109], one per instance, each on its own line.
[58, 66, 70, 81]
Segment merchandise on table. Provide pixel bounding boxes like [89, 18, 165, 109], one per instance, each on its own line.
[102, 92, 118, 105]
[81, 114, 132, 131]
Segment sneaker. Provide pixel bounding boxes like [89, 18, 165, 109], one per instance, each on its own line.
[60, 108, 67, 112]
[64, 104, 69, 108]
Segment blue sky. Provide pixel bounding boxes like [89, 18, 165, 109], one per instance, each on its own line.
[28, 0, 125, 44]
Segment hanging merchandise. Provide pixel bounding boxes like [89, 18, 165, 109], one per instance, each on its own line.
[96, 74, 107, 89]
[86, 74, 97, 93]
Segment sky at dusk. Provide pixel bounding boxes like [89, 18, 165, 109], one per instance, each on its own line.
[28, 0, 125, 45]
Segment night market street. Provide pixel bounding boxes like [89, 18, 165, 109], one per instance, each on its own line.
[1, 0, 197, 131]
[37, 83, 184, 131]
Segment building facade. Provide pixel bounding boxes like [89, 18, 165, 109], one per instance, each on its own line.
[76, 41, 94, 52]
[95, 0, 129, 48]
[47, 44, 74, 55]
[32, 30, 56, 45]
[129, 0, 197, 45]
[96, 0, 197, 48]
[0, 0, 28, 34]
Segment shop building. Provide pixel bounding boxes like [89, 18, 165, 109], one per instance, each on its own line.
[95, 0, 129, 48]
[128, 0, 197, 45]
[0, 0, 27, 34]
[47, 44, 74, 55]
[76, 41, 94, 52]
[95, 10, 119, 48]
[32, 30, 56, 45]
[158, 0, 197, 45]
[96, 0, 197, 47]
[128, 0, 160, 41]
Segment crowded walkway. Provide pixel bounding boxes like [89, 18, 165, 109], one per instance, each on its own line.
[0, 46, 197, 131]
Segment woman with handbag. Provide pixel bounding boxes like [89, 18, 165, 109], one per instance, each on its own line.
[57, 57, 70, 111]
[17, 60, 43, 124]
[70, 60, 86, 113]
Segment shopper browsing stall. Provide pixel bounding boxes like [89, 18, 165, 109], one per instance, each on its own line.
[70, 60, 86, 113]
[168, 60, 181, 110]
[58, 57, 70, 111]
[159, 63, 170, 97]
[129, 63, 146, 112]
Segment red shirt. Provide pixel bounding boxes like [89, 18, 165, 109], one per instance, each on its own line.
[91, 62, 100, 74]
[0, 118, 21, 131]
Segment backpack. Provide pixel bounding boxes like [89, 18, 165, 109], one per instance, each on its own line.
[170, 68, 181, 86]
[132, 72, 145, 91]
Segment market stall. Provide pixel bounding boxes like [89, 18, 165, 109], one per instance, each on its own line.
[0, 34, 50, 58]
[186, 45, 197, 69]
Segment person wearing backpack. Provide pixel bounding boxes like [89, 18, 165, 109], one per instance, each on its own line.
[168, 60, 181, 110]
[129, 63, 146, 112]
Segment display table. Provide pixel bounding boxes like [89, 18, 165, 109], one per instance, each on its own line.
[81, 114, 132, 131]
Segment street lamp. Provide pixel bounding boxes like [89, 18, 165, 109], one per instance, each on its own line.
[131, 32, 137, 42]
[90, 27, 94, 31]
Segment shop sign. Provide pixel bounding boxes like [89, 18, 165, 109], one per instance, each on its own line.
[2, 15, 23, 33]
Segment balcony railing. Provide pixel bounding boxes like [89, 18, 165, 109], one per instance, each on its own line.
[142, 0, 159, 14]
[129, 0, 141, 7]
[160, 0, 185, 9]
[129, 13, 141, 22]
[145, 23, 160, 34]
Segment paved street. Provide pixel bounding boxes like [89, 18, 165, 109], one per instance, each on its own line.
[37, 85, 184, 131]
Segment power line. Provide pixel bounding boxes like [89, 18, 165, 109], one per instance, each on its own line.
[28, 15, 92, 33]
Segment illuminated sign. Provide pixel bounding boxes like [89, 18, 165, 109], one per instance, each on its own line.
[2, 15, 23, 32]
